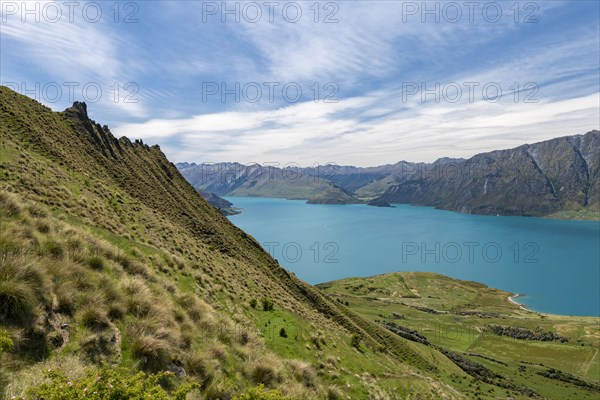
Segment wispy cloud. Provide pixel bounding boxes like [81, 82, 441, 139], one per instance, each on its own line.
[2, 0, 598, 165]
[115, 90, 599, 166]
[1, 0, 146, 118]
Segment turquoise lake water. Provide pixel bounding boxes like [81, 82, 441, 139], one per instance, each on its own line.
[226, 197, 600, 316]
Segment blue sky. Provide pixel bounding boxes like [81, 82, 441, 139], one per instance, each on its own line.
[1, 0, 599, 166]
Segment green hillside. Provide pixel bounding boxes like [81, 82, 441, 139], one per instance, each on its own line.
[0, 87, 464, 399]
[1, 86, 597, 399]
[318, 272, 600, 399]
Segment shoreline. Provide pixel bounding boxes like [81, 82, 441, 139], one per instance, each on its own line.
[508, 293, 534, 312]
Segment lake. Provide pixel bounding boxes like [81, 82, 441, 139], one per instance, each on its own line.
[226, 197, 600, 316]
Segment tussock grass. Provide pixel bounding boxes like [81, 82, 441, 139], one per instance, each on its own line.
[0, 255, 49, 326]
[122, 276, 153, 316]
[87, 255, 105, 270]
[0, 191, 22, 217]
[0, 230, 27, 255]
[203, 372, 237, 400]
[286, 360, 316, 388]
[206, 341, 228, 363]
[131, 334, 172, 372]
[39, 240, 64, 259]
[81, 332, 119, 364]
[326, 385, 343, 400]
[183, 351, 210, 381]
[79, 305, 110, 331]
[54, 282, 77, 315]
[248, 356, 282, 387]
[178, 293, 210, 324]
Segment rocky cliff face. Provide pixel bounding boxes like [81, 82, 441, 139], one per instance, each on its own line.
[377, 131, 600, 216]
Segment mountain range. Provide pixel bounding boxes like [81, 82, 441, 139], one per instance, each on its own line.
[178, 130, 600, 219]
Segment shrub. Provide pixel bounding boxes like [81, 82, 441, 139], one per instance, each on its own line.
[24, 368, 197, 400]
[279, 328, 287, 338]
[249, 299, 257, 309]
[234, 385, 293, 400]
[261, 298, 274, 312]
[350, 334, 362, 349]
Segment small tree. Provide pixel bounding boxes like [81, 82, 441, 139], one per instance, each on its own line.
[279, 328, 288, 338]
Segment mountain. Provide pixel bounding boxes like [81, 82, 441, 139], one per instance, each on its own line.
[179, 132, 599, 218]
[0, 86, 463, 399]
[176, 162, 362, 204]
[196, 189, 239, 215]
[376, 132, 600, 217]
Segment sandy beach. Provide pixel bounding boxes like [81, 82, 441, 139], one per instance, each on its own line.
[507, 294, 534, 312]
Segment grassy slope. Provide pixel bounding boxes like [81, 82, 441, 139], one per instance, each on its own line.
[545, 210, 600, 220]
[0, 87, 473, 399]
[318, 272, 600, 399]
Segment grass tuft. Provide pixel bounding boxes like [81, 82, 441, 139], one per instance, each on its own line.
[87, 256, 105, 270]
[131, 334, 172, 372]
[0, 255, 48, 326]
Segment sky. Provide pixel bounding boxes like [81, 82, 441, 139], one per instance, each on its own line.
[1, 0, 599, 166]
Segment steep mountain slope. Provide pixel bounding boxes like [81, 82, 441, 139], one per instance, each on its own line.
[0, 87, 473, 399]
[377, 131, 600, 217]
